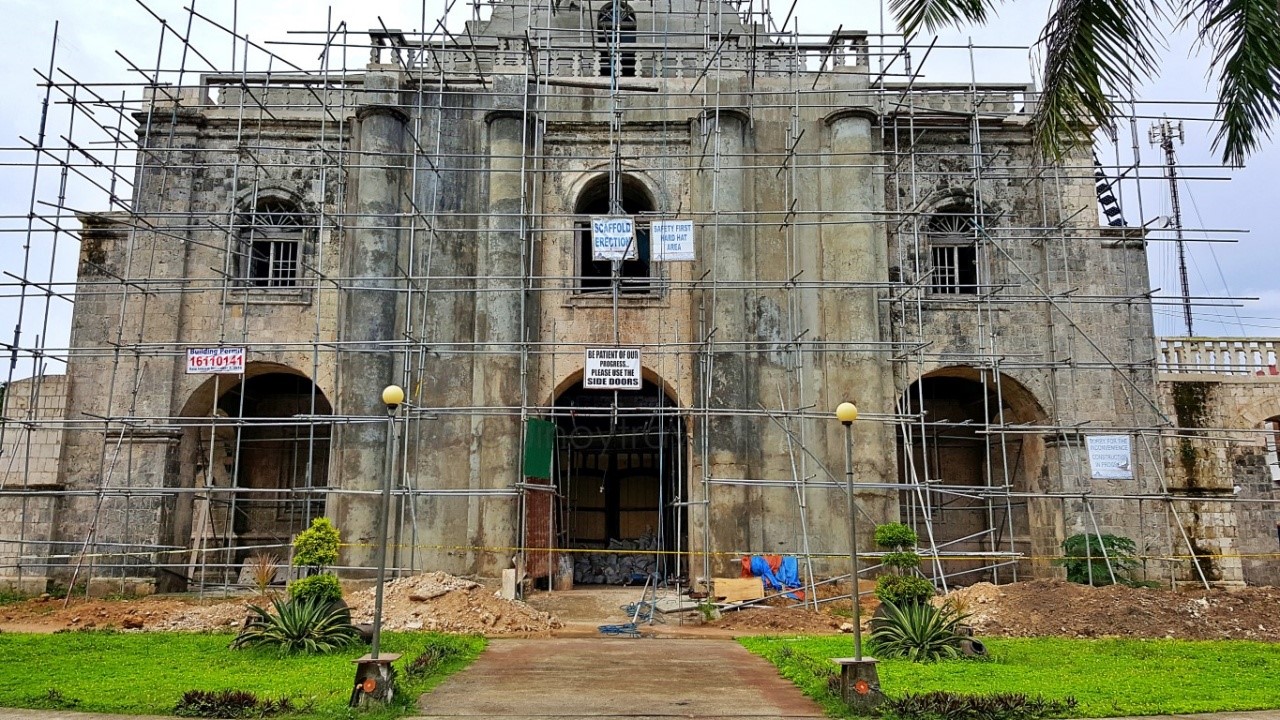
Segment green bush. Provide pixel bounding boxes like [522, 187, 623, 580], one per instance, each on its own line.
[871, 600, 967, 662]
[287, 573, 343, 605]
[875, 573, 936, 606]
[232, 597, 358, 655]
[883, 551, 922, 571]
[1055, 533, 1140, 586]
[174, 689, 294, 719]
[875, 523, 918, 550]
[292, 517, 341, 569]
[881, 691, 1079, 720]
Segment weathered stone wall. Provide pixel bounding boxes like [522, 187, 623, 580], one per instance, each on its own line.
[1158, 375, 1280, 586]
[883, 123, 1164, 580]
[0, 375, 67, 592]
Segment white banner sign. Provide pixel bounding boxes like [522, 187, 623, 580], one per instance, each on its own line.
[591, 216, 637, 261]
[651, 220, 696, 262]
[186, 347, 246, 375]
[584, 347, 642, 390]
[1085, 435, 1133, 480]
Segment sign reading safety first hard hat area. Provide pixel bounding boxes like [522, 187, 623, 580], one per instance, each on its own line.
[584, 348, 642, 390]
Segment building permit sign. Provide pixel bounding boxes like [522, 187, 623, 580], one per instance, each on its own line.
[591, 216, 637, 261]
[650, 219, 695, 261]
[186, 347, 246, 375]
[1085, 434, 1133, 480]
[584, 347, 642, 390]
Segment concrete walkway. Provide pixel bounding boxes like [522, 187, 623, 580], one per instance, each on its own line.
[2, 636, 1280, 720]
[411, 637, 825, 720]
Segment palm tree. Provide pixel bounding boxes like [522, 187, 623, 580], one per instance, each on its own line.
[890, 0, 1280, 166]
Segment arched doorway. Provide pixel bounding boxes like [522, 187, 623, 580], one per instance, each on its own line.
[166, 368, 332, 590]
[552, 379, 685, 584]
[897, 368, 1046, 584]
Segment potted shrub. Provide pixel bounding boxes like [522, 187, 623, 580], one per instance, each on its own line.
[872, 523, 935, 607]
[288, 518, 348, 615]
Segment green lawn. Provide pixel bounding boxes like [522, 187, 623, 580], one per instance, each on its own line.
[741, 635, 1280, 718]
[0, 630, 484, 719]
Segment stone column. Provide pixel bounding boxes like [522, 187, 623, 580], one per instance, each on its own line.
[697, 109, 756, 567]
[466, 108, 530, 574]
[333, 69, 407, 568]
[818, 110, 896, 558]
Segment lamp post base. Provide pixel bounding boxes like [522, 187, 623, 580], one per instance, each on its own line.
[350, 653, 400, 707]
[833, 657, 883, 712]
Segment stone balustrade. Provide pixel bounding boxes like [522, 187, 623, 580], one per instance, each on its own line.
[1158, 337, 1280, 376]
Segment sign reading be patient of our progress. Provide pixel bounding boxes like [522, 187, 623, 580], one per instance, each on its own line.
[186, 347, 246, 375]
[650, 219, 696, 261]
[583, 347, 642, 390]
[591, 216, 637, 261]
[1085, 434, 1133, 480]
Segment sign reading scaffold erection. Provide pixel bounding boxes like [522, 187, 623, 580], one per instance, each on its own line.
[591, 216, 637, 261]
[584, 348, 642, 390]
[186, 347, 246, 374]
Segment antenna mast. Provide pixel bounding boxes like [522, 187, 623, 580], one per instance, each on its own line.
[1150, 118, 1193, 336]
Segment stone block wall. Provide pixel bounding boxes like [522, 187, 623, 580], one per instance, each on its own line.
[0, 375, 67, 592]
[1158, 373, 1280, 585]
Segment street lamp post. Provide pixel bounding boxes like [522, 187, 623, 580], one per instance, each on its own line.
[351, 384, 404, 707]
[835, 401, 862, 660]
[834, 401, 880, 710]
[371, 384, 403, 658]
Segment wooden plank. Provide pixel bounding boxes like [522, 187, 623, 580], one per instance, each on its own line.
[712, 577, 764, 603]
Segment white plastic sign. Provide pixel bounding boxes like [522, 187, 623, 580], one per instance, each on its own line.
[186, 347, 246, 375]
[651, 220, 695, 261]
[591, 216, 637, 261]
[1085, 435, 1133, 480]
[584, 348, 642, 390]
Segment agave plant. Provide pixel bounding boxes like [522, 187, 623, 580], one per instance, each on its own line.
[871, 599, 968, 662]
[232, 596, 358, 655]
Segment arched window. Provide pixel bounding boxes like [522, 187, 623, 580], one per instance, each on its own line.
[927, 207, 979, 295]
[596, 2, 637, 78]
[239, 197, 305, 287]
[575, 174, 652, 293]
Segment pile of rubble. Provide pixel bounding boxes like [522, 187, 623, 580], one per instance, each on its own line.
[574, 536, 659, 585]
[346, 571, 562, 635]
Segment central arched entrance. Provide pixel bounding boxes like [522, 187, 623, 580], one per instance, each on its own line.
[552, 379, 686, 584]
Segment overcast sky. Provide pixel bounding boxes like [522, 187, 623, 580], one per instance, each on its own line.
[1, 0, 1276, 382]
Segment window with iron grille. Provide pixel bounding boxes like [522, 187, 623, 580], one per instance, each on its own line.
[575, 174, 653, 293]
[240, 198, 305, 287]
[927, 210, 979, 295]
[597, 2, 638, 78]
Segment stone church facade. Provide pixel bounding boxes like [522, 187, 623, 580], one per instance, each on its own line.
[2, 0, 1266, 593]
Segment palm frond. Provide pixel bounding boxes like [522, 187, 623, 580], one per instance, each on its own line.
[1033, 0, 1167, 159]
[890, 0, 1001, 38]
[1191, 0, 1280, 166]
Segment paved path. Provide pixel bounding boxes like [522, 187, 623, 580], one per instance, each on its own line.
[410, 637, 825, 720]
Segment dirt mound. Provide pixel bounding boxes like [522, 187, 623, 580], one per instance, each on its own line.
[946, 579, 1280, 641]
[346, 572, 562, 635]
[0, 595, 246, 632]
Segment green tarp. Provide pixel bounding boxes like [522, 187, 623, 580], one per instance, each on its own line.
[523, 418, 557, 479]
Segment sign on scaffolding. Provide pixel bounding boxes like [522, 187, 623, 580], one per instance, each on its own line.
[186, 347, 246, 375]
[1085, 434, 1133, 480]
[591, 216, 637, 261]
[584, 347, 642, 390]
[650, 219, 695, 261]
